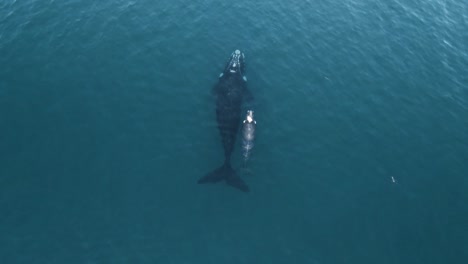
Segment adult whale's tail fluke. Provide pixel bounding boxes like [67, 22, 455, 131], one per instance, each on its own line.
[198, 162, 249, 192]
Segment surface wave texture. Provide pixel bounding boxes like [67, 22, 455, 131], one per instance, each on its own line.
[1, 0, 467, 263]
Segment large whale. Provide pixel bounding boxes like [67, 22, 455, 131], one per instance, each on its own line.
[198, 50, 252, 192]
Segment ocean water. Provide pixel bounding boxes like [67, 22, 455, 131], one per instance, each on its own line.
[1, 0, 467, 263]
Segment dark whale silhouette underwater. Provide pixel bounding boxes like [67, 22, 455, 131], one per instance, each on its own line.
[198, 50, 253, 192]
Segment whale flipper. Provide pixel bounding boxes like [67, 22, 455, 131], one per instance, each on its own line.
[198, 163, 249, 192]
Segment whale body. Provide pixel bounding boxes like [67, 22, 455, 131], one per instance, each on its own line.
[197, 50, 252, 192]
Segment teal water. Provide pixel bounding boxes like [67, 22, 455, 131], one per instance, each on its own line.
[1, 0, 467, 263]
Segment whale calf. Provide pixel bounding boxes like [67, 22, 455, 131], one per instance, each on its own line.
[241, 110, 256, 164]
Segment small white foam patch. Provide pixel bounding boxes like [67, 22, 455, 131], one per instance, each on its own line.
[243, 76, 247, 82]
[219, 73, 223, 78]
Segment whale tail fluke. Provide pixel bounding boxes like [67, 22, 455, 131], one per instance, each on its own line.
[198, 162, 249, 192]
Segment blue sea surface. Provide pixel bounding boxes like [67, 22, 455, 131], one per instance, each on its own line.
[1, 0, 467, 263]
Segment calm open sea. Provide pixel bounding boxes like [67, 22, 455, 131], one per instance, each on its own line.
[1, 0, 467, 263]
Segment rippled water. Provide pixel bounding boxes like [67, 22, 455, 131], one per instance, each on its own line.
[1, 0, 467, 263]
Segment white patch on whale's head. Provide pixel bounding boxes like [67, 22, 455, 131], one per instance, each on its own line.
[224, 49, 245, 75]
[245, 110, 255, 123]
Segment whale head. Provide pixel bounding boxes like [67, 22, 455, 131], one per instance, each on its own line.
[244, 110, 255, 124]
[223, 49, 245, 76]
[246, 110, 254, 122]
